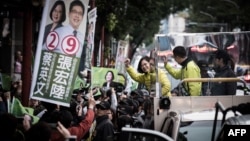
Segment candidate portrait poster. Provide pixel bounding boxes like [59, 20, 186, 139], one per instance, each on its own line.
[91, 67, 119, 89]
[84, 7, 97, 69]
[30, 0, 89, 107]
[115, 40, 129, 74]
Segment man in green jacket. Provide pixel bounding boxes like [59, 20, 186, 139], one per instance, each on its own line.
[164, 46, 201, 96]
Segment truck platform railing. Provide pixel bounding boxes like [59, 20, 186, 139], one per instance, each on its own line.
[177, 77, 249, 96]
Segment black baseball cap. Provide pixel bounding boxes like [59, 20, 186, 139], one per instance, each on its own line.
[96, 101, 110, 110]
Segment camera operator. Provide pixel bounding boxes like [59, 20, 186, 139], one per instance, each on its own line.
[100, 87, 118, 114]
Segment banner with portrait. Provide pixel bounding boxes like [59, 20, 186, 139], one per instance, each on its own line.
[84, 7, 97, 69]
[91, 67, 125, 93]
[115, 40, 129, 74]
[30, 0, 89, 107]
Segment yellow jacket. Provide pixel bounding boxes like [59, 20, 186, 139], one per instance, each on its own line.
[126, 66, 171, 97]
[165, 60, 201, 96]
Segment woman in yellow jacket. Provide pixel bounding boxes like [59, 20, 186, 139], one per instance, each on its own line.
[124, 56, 171, 97]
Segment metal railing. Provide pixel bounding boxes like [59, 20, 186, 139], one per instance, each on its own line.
[177, 77, 248, 95]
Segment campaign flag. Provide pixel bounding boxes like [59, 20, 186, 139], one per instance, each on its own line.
[0, 73, 12, 90]
[97, 40, 102, 67]
[30, 0, 89, 107]
[10, 97, 39, 124]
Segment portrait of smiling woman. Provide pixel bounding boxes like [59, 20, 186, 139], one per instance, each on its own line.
[102, 70, 119, 91]
[43, 0, 66, 44]
[125, 56, 171, 97]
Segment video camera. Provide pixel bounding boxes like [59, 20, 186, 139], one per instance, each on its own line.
[131, 116, 144, 128]
[114, 82, 125, 93]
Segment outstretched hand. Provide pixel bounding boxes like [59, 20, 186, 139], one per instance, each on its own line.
[88, 97, 96, 110]
[163, 56, 168, 65]
[57, 121, 71, 138]
[124, 58, 130, 67]
[163, 53, 173, 65]
[23, 114, 32, 131]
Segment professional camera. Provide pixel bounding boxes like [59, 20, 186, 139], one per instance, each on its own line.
[131, 115, 144, 128]
[115, 82, 125, 93]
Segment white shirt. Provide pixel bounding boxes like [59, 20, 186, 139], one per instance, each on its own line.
[44, 25, 84, 58]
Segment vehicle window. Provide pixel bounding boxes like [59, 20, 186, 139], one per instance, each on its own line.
[179, 120, 222, 141]
[114, 128, 174, 141]
[122, 132, 171, 141]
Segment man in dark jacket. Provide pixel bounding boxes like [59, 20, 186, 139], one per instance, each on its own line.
[211, 49, 237, 95]
[92, 101, 114, 141]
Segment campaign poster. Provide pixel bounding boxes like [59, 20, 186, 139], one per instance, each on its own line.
[30, 0, 89, 107]
[91, 67, 119, 88]
[84, 7, 97, 69]
[115, 40, 129, 74]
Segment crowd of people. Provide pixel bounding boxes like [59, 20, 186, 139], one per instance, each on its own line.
[0, 45, 238, 141]
[0, 78, 154, 141]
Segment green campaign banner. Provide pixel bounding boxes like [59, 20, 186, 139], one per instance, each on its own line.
[91, 67, 119, 88]
[31, 0, 89, 107]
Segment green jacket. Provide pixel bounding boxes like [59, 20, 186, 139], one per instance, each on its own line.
[126, 66, 171, 97]
[165, 60, 201, 96]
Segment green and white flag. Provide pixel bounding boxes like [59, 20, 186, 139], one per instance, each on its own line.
[10, 97, 39, 124]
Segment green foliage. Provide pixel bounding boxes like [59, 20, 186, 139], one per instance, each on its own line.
[187, 0, 250, 32]
[94, 0, 250, 47]
[106, 13, 118, 32]
[95, 0, 189, 48]
[93, 0, 250, 60]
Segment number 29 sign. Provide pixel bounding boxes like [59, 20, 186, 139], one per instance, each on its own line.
[46, 31, 80, 56]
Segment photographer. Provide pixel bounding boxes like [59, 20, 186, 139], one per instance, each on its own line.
[101, 88, 118, 114]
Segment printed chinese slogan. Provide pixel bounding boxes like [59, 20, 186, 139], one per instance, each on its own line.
[33, 52, 79, 106]
[31, 0, 89, 107]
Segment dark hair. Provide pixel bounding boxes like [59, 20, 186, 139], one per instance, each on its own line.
[0, 113, 18, 139]
[49, 0, 66, 23]
[143, 98, 153, 116]
[105, 70, 115, 81]
[106, 89, 112, 98]
[59, 110, 73, 128]
[215, 49, 231, 65]
[137, 56, 151, 73]
[173, 46, 187, 58]
[69, 0, 85, 16]
[26, 121, 52, 141]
